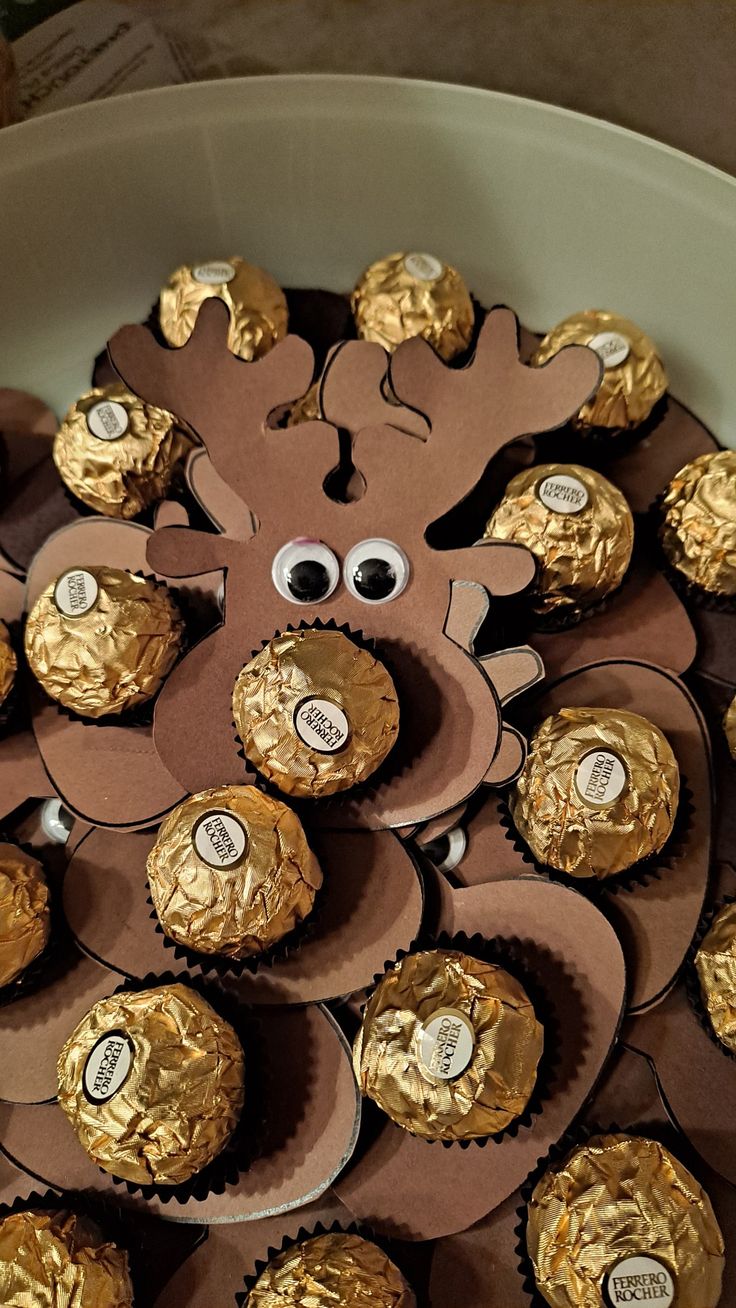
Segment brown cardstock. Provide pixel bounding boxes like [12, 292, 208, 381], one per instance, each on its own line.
[0, 729, 56, 821]
[604, 396, 720, 514]
[0, 389, 79, 571]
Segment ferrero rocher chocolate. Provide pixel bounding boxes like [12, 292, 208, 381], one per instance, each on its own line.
[147, 784, 322, 958]
[57, 982, 244, 1186]
[232, 628, 399, 798]
[352, 948, 543, 1142]
[351, 251, 473, 361]
[0, 620, 16, 709]
[725, 694, 736, 761]
[53, 384, 190, 518]
[695, 902, 736, 1053]
[286, 379, 322, 426]
[246, 1232, 416, 1308]
[527, 1133, 724, 1308]
[485, 464, 634, 618]
[159, 257, 288, 360]
[0, 846, 50, 989]
[24, 566, 183, 719]
[510, 707, 680, 879]
[533, 309, 667, 432]
[659, 450, 736, 597]
[0, 1209, 133, 1308]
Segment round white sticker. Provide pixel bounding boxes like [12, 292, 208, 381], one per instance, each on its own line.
[83, 1031, 134, 1104]
[419, 1008, 475, 1080]
[86, 400, 129, 441]
[574, 748, 628, 808]
[403, 252, 444, 282]
[53, 569, 99, 618]
[604, 1255, 675, 1307]
[192, 261, 236, 285]
[193, 810, 248, 869]
[294, 698, 350, 754]
[537, 473, 590, 515]
[589, 330, 630, 369]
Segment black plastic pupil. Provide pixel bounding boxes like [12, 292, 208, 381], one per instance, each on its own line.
[353, 557, 396, 600]
[286, 558, 331, 602]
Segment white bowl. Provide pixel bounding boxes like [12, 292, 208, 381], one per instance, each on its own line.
[0, 75, 734, 446]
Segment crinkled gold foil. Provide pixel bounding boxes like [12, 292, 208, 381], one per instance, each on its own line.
[659, 450, 736, 597]
[351, 251, 473, 361]
[0, 620, 16, 709]
[286, 379, 322, 426]
[352, 949, 543, 1141]
[527, 1133, 724, 1308]
[695, 902, 736, 1053]
[24, 566, 183, 719]
[485, 463, 634, 617]
[53, 384, 191, 518]
[724, 693, 736, 761]
[0, 848, 50, 988]
[159, 257, 288, 360]
[57, 982, 245, 1186]
[147, 784, 322, 958]
[246, 1232, 416, 1308]
[0, 1209, 133, 1308]
[533, 309, 667, 431]
[510, 707, 680, 879]
[233, 629, 400, 798]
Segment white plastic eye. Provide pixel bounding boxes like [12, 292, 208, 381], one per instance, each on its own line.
[421, 826, 468, 874]
[344, 539, 410, 604]
[272, 539, 340, 604]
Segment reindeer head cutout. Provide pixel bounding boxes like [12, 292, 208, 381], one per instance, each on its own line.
[108, 298, 600, 829]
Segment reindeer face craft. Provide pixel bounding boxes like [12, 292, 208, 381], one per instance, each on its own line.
[108, 299, 600, 829]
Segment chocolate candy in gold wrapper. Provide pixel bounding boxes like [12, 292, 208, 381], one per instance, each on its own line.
[233, 629, 399, 798]
[159, 257, 288, 360]
[526, 1133, 724, 1308]
[659, 450, 736, 597]
[147, 784, 322, 959]
[52, 383, 191, 518]
[352, 948, 543, 1142]
[245, 1232, 416, 1308]
[0, 1209, 134, 1308]
[724, 693, 736, 761]
[533, 310, 667, 433]
[0, 619, 16, 709]
[286, 378, 323, 426]
[0, 847, 50, 989]
[695, 902, 736, 1054]
[485, 464, 634, 619]
[57, 982, 245, 1186]
[510, 707, 679, 880]
[24, 565, 183, 719]
[351, 251, 474, 361]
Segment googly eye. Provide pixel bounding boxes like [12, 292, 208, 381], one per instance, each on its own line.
[272, 539, 340, 604]
[343, 539, 410, 604]
[421, 827, 468, 874]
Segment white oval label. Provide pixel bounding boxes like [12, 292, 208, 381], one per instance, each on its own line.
[294, 698, 350, 754]
[53, 569, 99, 618]
[192, 810, 248, 869]
[83, 1030, 134, 1104]
[403, 252, 444, 282]
[419, 1008, 475, 1080]
[574, 748, 627, 808]
[589, 330, 630, 369]
[192, 261, 236, 285]
[86, 399, 129, 441]
[604, 1255, 675, 1307]
[537, 473, 590, 515]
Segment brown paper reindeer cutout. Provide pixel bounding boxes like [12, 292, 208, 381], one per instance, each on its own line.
[108, 299, 600, 829]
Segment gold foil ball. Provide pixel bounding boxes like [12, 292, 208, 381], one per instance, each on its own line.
[286, 379, 323, 426]
[527, 1133, 724, 1308]
[0, 1209, 133, 1308]
[352, 948, 543, 1141]
[25, 566, 183, 719]
[533, 309, 667, 432]
[351, 251, 474, 361]
[659, 450, 736, 597]
[0, 846, 50, 989]
[147, 784, 322, 959]
[53, 383, 190, 518]
[0, 620, 16, 709]
[57, 982, 245, 1186]
[246, 1233, 415, 1308]
[510, 707, 680, 879]
[233, 628, 400, 798]
[725, 694, 736, 761]
[485, 464, 634, 618]
[695, 902, 736, 1053]
[159, 257, 288, 360]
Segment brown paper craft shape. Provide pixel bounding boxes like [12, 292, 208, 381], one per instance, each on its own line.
[106, 299, 600, 829]
[333, 875, 625, 1241]
[0, 387, 79, 571]
[604, 395, 720, 514]
[693, 675, 736, 864]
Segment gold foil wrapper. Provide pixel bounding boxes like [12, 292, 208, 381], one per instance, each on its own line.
[0, 620, 16, 709]
[533, 309, 667, 432]
[527, 1133, 724, 1308]
[352, 948, 543, 1142]
[659, 450, 736, 597]
[485, 463, 634, 618]
[246, 1232, 416, 1308]
[695, 902, 736, 1053]
[724, 693, 736, 761]
[57, 982, 245, 1186]
[510, 707, 680, 879]
[147, 784, 322, 958]
[286, 379, 322, 426]
[351, 251, 473, 361]
[53, 384, 191, 518]
[25, 566, 183, 719]
[0, 1209, 133, 1308]
[159, 257, 288, 360]
[232, 629, 400, 798]
[0, 847, 50, 988]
